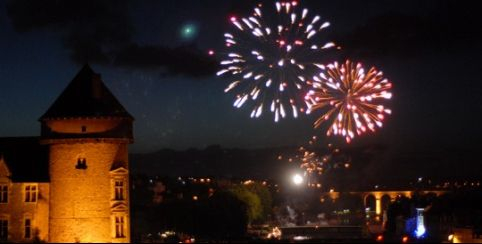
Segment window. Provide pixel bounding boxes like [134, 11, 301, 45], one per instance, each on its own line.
[0, 218, 7, 240]
[24, 218, 31, 239]
[81, 126, 87, 133]
[25, 185, 37, 203]
[75, 158, 87, 170]
[114, 180, 125, 200]
[115, 216, 125, 238]
[0, 185, 7, 203]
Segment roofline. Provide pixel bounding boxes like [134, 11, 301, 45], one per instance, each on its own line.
[39, 115, 135, 122]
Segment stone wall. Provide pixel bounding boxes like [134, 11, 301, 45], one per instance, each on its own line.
[0, 181, 49, 242]
[48, 142, 130, 243]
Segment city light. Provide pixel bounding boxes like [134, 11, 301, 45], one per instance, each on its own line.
[448, 234, 454, 242]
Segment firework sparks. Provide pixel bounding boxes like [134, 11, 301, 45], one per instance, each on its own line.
[218, 1, 336, 122]
[282, 136, 350, 185]
[300, 143, 351, 187]
[305, 60, 392, 143]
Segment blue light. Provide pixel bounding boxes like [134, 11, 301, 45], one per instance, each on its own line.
[415, 224, 426, 238]
[414, 208, 426, 239]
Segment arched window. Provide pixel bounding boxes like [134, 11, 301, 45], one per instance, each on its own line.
[365, 194, 376, 212]
[381, 195, 391, 213]
[75, 158, 87, 170]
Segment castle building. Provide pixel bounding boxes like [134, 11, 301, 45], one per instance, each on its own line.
[0, 65, 134, 243]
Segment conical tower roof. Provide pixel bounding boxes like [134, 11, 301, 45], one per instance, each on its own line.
[40, 64, 133, 120]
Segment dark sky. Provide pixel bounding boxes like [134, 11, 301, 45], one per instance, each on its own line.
[0, 0, 481, 153]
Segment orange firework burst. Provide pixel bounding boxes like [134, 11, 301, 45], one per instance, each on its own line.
[296, 140, 351, 185]
[305, 60, 392, 143]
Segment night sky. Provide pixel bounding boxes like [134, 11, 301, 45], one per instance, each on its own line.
[0, 0, 481, 153]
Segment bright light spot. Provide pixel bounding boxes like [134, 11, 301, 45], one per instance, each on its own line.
[208, 50, 215, 56]
[293, 236, 309, 241]
[448, 234, 454, 242]
[415, 225, 426, 238]
[415, 208, 426, 239]
[181, 24, 197, 40]
[376, 235, 383, 242]
[292, 174, 303, 185]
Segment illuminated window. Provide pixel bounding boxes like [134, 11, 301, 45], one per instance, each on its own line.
[115, 216, 125, 238]
[24, 218, 31, 239]
[0, 218, 7, 240]
[25, 185, 37, 203]
[0, 185, 7, 203]
[114, 180, 125, 200]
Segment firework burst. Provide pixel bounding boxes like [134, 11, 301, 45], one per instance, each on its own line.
[217, 1, 337, 122]
[305, 60, 392, 143]
[296, 138, 351, 185]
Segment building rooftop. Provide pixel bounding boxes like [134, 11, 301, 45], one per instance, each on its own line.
[40, 64, 133, 120]
[0, 137, 49, 182]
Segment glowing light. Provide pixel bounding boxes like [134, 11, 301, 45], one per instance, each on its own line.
[415, 208, 426, 239]
[267, 227, 282, 240]
[292, 174, 303, 185]
[218, 1, 337, 121]
[415, 225, 426, 238]
[305, 60, 392, 143]
[208, 50, 215, 56]
[181, 24, 197, 40]
[376, 235, 383, 242]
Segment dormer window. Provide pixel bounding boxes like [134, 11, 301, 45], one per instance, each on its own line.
[76, 158, 87, 170]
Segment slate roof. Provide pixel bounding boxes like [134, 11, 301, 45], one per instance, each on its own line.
[0, 137, 49, 182]
[40, 64, 133, 120]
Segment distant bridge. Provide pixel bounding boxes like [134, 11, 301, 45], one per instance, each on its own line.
[320, 190, 447, 216]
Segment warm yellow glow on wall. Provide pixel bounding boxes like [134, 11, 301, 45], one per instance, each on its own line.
[48, 142, 130, 243]
[375, 198, 382, 215]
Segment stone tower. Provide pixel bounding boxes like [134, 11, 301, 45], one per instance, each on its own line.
[40, 65, 134, 243]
